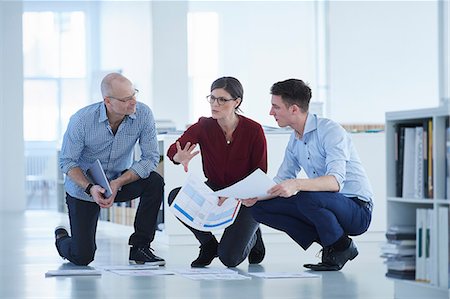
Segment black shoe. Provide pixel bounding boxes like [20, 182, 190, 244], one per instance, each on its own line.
[248, 228, 265, 264]
[54, 226, 69, 259]
[129, 247, 166, 266]
[191, 238, 218, 268]
[55, 226, 69, 240]
[304, 240, 358, 271]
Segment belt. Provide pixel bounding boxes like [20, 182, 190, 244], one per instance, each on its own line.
[350, 197, 373, 212]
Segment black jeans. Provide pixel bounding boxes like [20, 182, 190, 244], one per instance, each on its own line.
[168, 186, 259, 267]
[56, 172, 164, 266]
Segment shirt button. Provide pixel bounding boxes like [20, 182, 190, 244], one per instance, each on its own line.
[304, 142, 307, 145]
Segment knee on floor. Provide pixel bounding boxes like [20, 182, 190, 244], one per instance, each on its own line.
[218, 249, 244, 268]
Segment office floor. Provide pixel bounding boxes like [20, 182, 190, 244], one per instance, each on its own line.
[0, 211, 394, 299]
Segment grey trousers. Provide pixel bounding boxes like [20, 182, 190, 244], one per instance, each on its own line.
[168, 187, 259, 267]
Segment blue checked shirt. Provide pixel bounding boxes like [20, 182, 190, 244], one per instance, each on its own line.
[275, 114, 373, 207]
[59, 101, 160, 201]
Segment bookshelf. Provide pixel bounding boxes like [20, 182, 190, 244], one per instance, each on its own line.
[385, 105, 450, 299]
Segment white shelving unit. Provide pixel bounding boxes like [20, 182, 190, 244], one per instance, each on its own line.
[386, 106, 450, 299]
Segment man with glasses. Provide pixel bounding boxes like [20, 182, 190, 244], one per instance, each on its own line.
[55, 72, 165, 266]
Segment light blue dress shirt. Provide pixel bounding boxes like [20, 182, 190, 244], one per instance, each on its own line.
[59, 101, 160, 202]
[274, 114, 373, 205]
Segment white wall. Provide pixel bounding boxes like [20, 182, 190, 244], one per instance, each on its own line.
[152, 1, 189, 129]
[0, 1, 25, 211]
[328, 1, 439, 124]
[98, 1, 153, 107]
[188, 1, 318, 127]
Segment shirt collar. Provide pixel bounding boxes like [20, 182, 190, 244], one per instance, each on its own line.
[295, 112, 317, 138]
[302, 113, 317, 136]
[98, 102, 137, 123]
[302, 112, 317, 137]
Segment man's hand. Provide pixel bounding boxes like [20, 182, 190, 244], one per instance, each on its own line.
[173, 141, 200, 172]
[91, 185, 115, 208]
[268, 179, 299, 198]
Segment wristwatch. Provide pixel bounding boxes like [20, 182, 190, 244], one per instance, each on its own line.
[84, 183, 94, 196]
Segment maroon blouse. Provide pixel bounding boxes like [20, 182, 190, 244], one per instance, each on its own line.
[167, 115, 268, 189]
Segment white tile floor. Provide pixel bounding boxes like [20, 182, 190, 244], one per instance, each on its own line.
[0, 211, 394, 299]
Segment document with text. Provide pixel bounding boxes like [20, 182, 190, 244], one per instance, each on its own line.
[170, 174, 241, 231]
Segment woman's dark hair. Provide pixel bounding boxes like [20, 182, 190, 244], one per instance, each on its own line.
[270, 79, 312, 112]
[211, 76, 243, 112]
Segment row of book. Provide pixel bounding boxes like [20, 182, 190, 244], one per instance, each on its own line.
[383, 207, 449, 285]
[395, 120, 433, 199]
[99, 200, 139, 226]
[447, 127, 450, 200]
[382, 225, 416, 280]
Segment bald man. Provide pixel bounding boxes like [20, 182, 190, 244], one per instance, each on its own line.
[56, 73, 165, 266]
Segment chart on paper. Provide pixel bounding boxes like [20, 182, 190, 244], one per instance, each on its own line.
[170, 174, 241, 231]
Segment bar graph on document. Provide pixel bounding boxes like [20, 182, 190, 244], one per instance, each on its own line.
[170, 174, 241, 231]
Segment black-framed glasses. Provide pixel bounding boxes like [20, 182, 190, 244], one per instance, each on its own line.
[206, 94, 236, 105]
[108, 89, 139, 102]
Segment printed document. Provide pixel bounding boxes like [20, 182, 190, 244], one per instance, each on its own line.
[212, 168, 276, 199]
[45, 269, 102, 277]
[170, 174, 241, 231]
[248, 272, 320, 279]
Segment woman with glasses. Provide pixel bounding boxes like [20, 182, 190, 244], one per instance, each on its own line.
[167, 76, 267, 267]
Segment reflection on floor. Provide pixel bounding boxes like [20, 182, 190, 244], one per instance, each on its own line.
[0, 211, 394, 299]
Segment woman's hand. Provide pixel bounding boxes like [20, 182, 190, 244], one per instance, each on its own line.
[173, 141, 200, 172]
[240, 197, 258, 207]
[217, 197, 228, 206]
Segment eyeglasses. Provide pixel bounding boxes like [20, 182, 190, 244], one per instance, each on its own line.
[206, 94, 236, 105]
[108, 89, 139, 102]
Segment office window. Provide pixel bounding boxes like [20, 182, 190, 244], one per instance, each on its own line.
[23, 11, 88, 141]
[22, 10, 89, 210]
[187, 12, 219, 121]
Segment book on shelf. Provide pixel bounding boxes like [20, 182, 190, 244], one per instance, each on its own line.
[415, 208, 436, 284]
[438, 207, 449, 287]
[446, 125, 450, 199]
[383, 225, 417, 280]
[385, 225, 416, 241]
[386, 269, 416, 280]
[380, 243, 415, 257]
[395, 120, 432, 199]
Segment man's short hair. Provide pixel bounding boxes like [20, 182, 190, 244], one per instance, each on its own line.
[270, 79, 312, 112]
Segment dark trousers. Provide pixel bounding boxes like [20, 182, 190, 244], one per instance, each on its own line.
[168, 187, 259, 267]
[251, 191, 372, 250]
[56, 172, 164, 266]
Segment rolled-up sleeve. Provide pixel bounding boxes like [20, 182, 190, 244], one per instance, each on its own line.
[274, 134, 302, 183]
[130, 107, 159, 178]
[323, 125, 350, 191]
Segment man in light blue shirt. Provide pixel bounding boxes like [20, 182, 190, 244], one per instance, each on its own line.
[55, 73, 165, 266]
[245, 79, 373, 271]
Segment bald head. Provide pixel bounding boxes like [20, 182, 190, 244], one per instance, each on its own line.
[101, 73, 132, 98]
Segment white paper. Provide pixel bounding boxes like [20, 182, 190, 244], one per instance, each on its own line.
[170, 174, 241, 231]
[212, 169, 276, 199]
[99, 264, 159, 271]
[182, 273, 251, 280]
[45, 269, 102, 277]
[109, 269, 175, 276]
[174, 268, 237, 275]
[248, 272, 320, 279]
